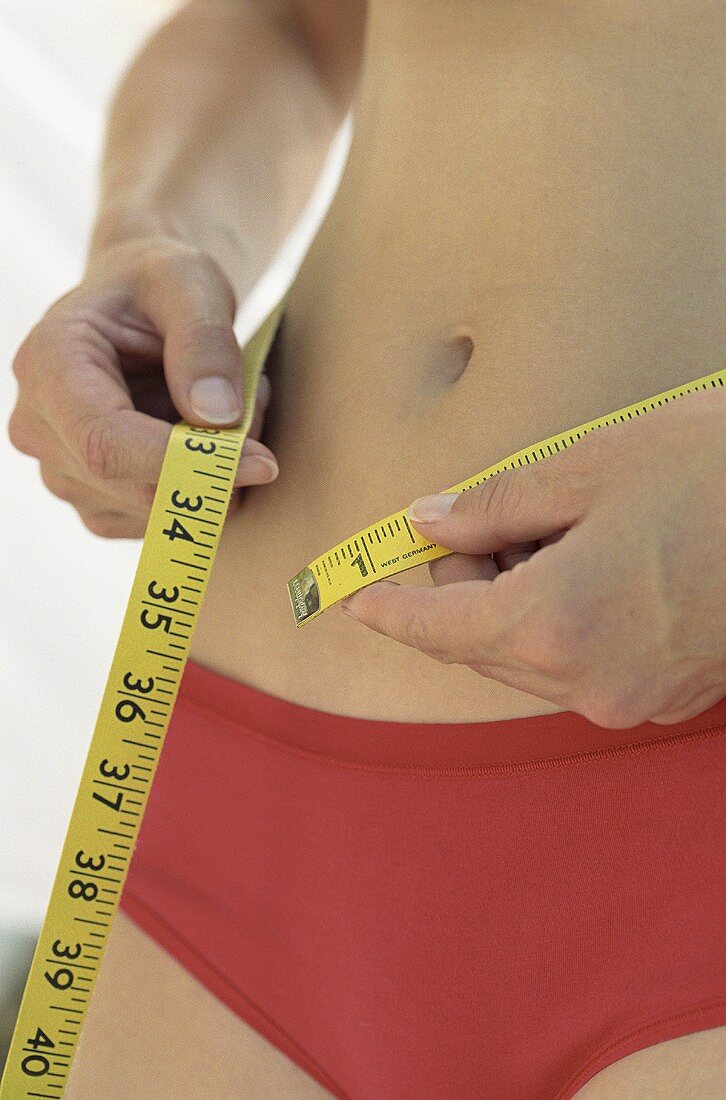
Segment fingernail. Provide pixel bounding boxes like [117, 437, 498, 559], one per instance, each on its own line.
[245, 456, 279, 482]
[189, 377, 241, 424]
[256, 373, 271, 403]
[407, 492, 459, 522]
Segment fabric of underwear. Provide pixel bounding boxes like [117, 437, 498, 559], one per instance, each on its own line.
[119, 659, 726, 1100]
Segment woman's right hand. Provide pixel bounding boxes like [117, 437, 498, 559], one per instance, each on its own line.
[7, 235, 280, 538]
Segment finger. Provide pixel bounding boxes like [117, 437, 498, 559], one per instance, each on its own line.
[493, 540, 540, 572]
[134, 250, 247, 428]
[649, 684, 726, 725]
[7, 399, 51, 460]
[77, 508, 149, 540]
[341, 574, 529, 671]
[234, 374, 279, 486]
[405, 441, 598, 554]
[235, 438, 279, 486]
[12, 398, 154, 512]
[248, 373, 271, 441]
[225, 490, 243, 520]
[44, 336, 276, 488]
[32, 312, 176, 482]
[39, 460, 155, 515]
[340, 576, 573, 706]
[429, 552, 499, 586]
[539, 532, 565, 548]
[53, 367, 176, 483]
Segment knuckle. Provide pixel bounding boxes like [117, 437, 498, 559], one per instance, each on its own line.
[172, 248, 233, 304]
[511, 601, 581, 679]
[557, 431, 603, 490]
[81, 512, 122, 539]
[137, 483, 158, 508]
[11, 337, 35, 383]
[405, 607, 451, 664]
[77, 415, 119, 480]
[472, 471, 523, 540]
[174, 318, 238, 360]
[186, 318, 236, 348]
[144, 245, 232, 298]
[135, 243, 193, 298]
[142, 239, 199, 272]
[7, 409, 39, 457]
[578, 694, 638, 730]
[39, 466, 78, 502]
[186, 249, 230, 289]
[544, 610, 582, 673]
[574, 671, 652, 728]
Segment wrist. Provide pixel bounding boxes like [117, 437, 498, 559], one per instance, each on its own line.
[85, 205, 257, 301]
[86, 204, 192, 261]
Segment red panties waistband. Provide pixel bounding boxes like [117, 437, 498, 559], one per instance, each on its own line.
[179, 660, 726, 775]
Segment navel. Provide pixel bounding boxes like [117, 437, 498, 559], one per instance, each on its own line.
[439, 327, 475, 384]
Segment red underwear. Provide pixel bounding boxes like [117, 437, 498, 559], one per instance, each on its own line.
[119, 660, 726, 1098]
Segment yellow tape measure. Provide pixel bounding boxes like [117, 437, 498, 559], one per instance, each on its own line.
[1, 274, 723, 1099]
[288, 366, 726, 625]
[0, 299, 285, 1099]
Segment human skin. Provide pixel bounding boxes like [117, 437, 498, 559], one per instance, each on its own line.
[9, 0, 725, 725]
[340, 386, 726, 728]
[7, 0, 726, 1096]
[8, 0, 363, 535]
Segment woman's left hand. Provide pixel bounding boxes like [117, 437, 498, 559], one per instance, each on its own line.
[340, 386, 726, 728]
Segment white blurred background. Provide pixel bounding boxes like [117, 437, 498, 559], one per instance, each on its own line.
[0, 0, 351, 1067]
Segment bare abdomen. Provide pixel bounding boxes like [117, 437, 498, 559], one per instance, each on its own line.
[191, 2, 725, 721]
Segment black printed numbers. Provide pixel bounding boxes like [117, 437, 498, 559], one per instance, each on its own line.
[162, 516, 194, 543]
[123, 671, 154, 694]
[141, 579, 179, 630]
[21, 1053, 51, 1077]
[93, 759, 125, 812]
[75, 849, 105, 872]
[185, 437, 216, 455]
[44, 967, 74, 991]
[68, 848, 106, 894]
[140, 609, 172, 632]
[185, 426, 219, 457]
[21, 1052, 51, 1077]
[20, 1027, 53, 1076]
[171, 489, 203, 512]
[99, 759, 130, 782]
[93, 759, 128, 812]
[351, 553, 368, 578]
[25, 1027, 54, 1051]
[147, 580, 179, 604]
[115, 698, 147, 723]
[92, 789, 123, 812]
[51, 939, 81, 960]
[68, 879, 98, 902]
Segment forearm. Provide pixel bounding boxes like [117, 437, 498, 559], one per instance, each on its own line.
[87, 0, 360, 298]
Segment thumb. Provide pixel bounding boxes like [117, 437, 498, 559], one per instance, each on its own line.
[137, 248, 246, 427]
[406, 447, 594, 554]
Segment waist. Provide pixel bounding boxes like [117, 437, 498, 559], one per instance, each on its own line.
[192, 346, 722, 722]
[179, 658, 726, 773]
[196, 34, 724, 719]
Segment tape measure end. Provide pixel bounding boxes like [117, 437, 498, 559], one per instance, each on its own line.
[287, 566, 321, 627]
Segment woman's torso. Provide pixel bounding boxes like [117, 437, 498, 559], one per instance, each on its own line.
[191, 0, 725, 722]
